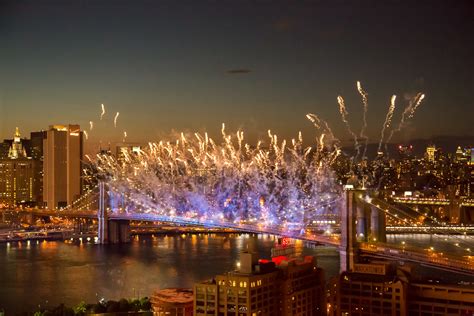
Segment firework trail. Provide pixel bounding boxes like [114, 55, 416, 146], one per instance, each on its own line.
[337, 96, 360, 159]
[356, 81, 369, 158]
[94, 123, 341, 231]
[385, 92, 425, 150]
[83, 130, 89, 140]
[100, 104, 105, 120]
[377, 95, 396, 153]
[408, 93, 425, 118]
[114, 112, 120, 128]
[89, 121, 94, 131]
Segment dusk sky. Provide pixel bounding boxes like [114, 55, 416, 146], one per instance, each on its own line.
[0, 0, 473, 149]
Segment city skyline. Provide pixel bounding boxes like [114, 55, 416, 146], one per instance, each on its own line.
[1, 0, 473, 145]
[1, 1, 473, 315]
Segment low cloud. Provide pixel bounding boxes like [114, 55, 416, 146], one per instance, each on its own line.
[226, 69, 252, 74]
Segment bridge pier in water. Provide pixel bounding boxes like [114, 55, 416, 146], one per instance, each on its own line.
[97, 181, 131, 244]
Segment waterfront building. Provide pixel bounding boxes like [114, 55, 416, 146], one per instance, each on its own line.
[151, 288, 194, 316]
[327, 263, 407, 316]
[43, 125, 83, 209]
[194, 245, 325, 316]
[407, 282, 474, 315]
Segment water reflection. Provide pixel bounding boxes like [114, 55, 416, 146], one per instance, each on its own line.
[3, 233, 469, 314]
[0, 234, 338, 314]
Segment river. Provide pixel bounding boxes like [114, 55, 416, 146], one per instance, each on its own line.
[0, 233, 473, 314]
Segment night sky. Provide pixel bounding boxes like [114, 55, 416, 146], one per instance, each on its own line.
[0, 0, 473, 149]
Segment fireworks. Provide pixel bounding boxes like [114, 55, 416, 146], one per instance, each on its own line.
[377, 95, 396, 153]
[337, 95, 360, 159]
[114, 112, 120, 128]
[95, 125, 341, 230]
[100, 104, 105, 120]
[356, 81, 369, 158]
[88, 81, 426, 232]
[385, 92, 425, 148]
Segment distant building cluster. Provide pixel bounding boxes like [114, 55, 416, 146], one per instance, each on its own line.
[333, 144, 474, 224]
[0, 125, 85, 209]
[0, 126, 147, 210]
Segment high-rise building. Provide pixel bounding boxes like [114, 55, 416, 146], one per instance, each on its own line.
[426, 145, 437, 163]
[0, 128, 37, 206]
[30, 131, 46, 204]
[43, 125, 83, 209]
[194, 245, 325, 316]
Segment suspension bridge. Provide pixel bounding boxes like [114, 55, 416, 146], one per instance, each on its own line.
[14, 182, 473, 276]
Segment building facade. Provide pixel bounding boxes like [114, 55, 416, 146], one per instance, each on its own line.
[327, 263, 407, 316]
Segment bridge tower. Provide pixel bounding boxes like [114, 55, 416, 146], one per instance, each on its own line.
[339, 190, 357, 272]
[340, 190, 387, 272]
[98, 181, 108, 244]
[97, 181, 131, 244]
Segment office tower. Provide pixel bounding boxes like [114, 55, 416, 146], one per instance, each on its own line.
[43, 125, 83, 209]
[30, 131, 46, 204]
[151, 288, 194, 316]
[426, 145, 437, 163]
[0, 128, 36, 206]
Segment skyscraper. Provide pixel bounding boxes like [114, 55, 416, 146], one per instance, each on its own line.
[43, 125, 83, 209]
[30, 131, 46, 204]
[0, 128, 37, 206]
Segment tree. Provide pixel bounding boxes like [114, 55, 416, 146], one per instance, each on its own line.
[73, 302, 87, 316]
